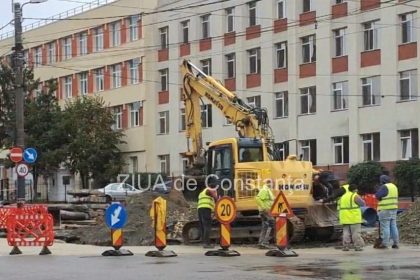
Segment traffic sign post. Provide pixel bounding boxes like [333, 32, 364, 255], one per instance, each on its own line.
[205, 196, 240, 257]
[266, 191, 298, 258]
[146, 197, 177, 257]
[102, 203, 133, 256]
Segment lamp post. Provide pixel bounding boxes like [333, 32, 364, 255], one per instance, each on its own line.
[13, 0, 47, 204]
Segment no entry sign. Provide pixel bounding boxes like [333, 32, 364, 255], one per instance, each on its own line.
[9, 147, 23, 163]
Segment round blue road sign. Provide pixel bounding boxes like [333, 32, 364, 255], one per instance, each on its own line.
[105, 203, 128, 229]
[23, 147, 38, 164]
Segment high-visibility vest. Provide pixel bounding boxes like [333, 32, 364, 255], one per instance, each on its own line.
[339, 191, 362, 225]
[197, 188, 215, 210]
[337, 184, 350, 210]
[377, 183, 399, 210]
[255, 184, 274, 211]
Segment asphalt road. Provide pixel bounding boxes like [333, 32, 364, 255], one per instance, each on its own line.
[0, 240, 419, 280]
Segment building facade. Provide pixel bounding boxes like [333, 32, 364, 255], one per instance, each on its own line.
[1, 0, 419, 192]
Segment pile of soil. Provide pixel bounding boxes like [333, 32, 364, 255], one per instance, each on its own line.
[69, 190, 196, 246]
[398, 200, 420, 245]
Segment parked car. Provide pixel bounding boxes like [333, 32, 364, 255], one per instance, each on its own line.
[152, 180, 173, 194]
[96, 183, 143, 202]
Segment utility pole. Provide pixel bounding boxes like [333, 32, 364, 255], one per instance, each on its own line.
[13, 2, 26, 204]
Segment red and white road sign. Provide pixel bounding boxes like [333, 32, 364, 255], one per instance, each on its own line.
[9, 147, 23, 163]
[15, 163, 29, 177]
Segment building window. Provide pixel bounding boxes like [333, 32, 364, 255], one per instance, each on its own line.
[79, 72, 88, 95]
[129, 15, 139, 41]
[200, 59, 212, 75]
[300, 86, 316, 114]
[94, 27, 103, 52]
[275, 41, 287, 68]
[158, 111, 169, 134]
[248, 48, 261, 74]
[34, 47, 42, 66]
[180, 108, 186, 131]
[274, 142, 289, 160]
[401, 12, 416, 44]
[226, 7, 234, 33]
[400, 129, 419, 159]
[362, 133, 380, 161]
[275, 91, 288, 118]
[332, 136, 349, 164]
[95, 68, 104, 92]
[181, 20, 189, 43]
[362, 76, 380, 106]
[110, 22, 121, 47]
[158, 155, 170, 175]
[248, 1, 257, 27]
[302, 0, 312, 12]
[79, 32, 87, 55]
[226, 53, 236, 78]
[247, 95, 261, 108]
[363, 21, 379, 51]
[399, 69, 417, 101]
[48, 42, 56, 63]
[301, 35, 316, 63]
[111, 64, 121, 89]
[159, 26, 168, 49]
[62, 37, 72, 59]
[130, 102, 141, 127]
[201, 14, 210, 39]
[129, 58, 139, 84]
[201, 104, 212, 128]
[334, 28, 346, 57]
[64, 76, 72, 98]
[160, 69, 168, 91]
[113, 106, 123, 130]
[332, 81, 348, 110]
[277, 0, 286, 19]
[335, 0, 345, 3]
[300, 139, 317, 165]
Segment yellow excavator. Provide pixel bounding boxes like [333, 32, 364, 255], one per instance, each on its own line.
[180, 60, 340, 243]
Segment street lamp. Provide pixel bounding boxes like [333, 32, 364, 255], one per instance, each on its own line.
[13, 0, 47, 204]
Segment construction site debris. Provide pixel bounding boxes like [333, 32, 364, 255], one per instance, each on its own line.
[398, 199, 420, 245]
[62, 190, 196, 246]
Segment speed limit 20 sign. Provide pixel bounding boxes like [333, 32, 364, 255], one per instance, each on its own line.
[15, 163, 29, 177]
[215, 197, 237, 224]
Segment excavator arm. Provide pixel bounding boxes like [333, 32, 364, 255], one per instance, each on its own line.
[180, 60, 273, 170]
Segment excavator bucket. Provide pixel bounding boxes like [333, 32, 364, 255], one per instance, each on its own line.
[304, 203, 342, 241]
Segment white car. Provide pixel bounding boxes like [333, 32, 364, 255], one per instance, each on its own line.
[96, 183, 143, 202]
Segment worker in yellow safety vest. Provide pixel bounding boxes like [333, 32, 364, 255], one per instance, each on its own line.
[255, 179, 275, 249]
[374, 175, 399, 249]
[197, 178, 218, 249]
[339, 184, 365, 251]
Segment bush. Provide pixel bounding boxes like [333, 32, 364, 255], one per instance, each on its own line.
[393, 158, 420, 199]
[347, 162, 384, 194]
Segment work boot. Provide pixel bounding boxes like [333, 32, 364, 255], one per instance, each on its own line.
[203, 244, 214, 249]
[374, 244, 387, 249]
[354, 247, 363, 251]
[258, 243, 270, 249]
[392, 244, 399, 249]
[342, 247, 349, 251]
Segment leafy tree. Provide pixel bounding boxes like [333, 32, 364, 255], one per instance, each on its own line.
[63, 96, 125, 189]
[393, 158, 420, 201]
[347, 161, 384, 194]
[25, 80, 68, 200]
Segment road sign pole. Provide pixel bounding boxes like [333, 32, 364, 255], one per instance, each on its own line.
[111, 229, 123, 250]
[146, 197, 177, 257]
[102, 203, 132, 256]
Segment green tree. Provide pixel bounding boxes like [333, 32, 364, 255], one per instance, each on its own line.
[63, 96, 125, 189]
[25, 80, 68, 200]
[393, 158, 420, 201]
[347, 161, 384, 194]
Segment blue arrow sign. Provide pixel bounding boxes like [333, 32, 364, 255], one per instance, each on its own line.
[23, 147, 38, 164]
[105, 203, 127, 229]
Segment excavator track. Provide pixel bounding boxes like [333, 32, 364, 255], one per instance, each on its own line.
[287, 215, 306, 243]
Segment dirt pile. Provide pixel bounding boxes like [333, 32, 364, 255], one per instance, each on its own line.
[68, 190, 196, 246]
[398, 200, 420, 245]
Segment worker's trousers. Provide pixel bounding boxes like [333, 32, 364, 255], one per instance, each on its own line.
[342, 224, 364, 248]
[378, 209, 399, 247]
[198, 208, 212, 245]
[258, 212, 274, 245]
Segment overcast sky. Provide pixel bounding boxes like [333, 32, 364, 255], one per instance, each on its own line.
[0, 0, 88, 36]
